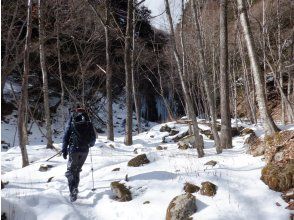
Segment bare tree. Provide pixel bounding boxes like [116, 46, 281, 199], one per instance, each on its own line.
[191, 0, 221, 153]
[56, 0, 65, 129]
[87, 0, 114, 141]
[237, 0, 279, 135]
[38, 0, 54, 149]
[165, 0, 204, 157]
[18, 0, 32, 167]
[219, 0, 232, 149]
[125, 0, 134, 145]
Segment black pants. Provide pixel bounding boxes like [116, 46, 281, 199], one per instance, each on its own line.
[65, 152, 88, 194]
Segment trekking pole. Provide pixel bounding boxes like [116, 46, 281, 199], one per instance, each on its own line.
[89, 147, 95, 191]
[46, 150, 62, 161]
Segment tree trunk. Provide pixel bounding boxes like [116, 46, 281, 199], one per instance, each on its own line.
[237, 0, 279, 135]
[56, 1, 65, 130]
[87, 0, 114, 141]
[219, 0, 232, 149]
[191, 0, 221, 153]
[131, 2, 141, 134]
[105, 1, 114, 141]
[124, 0, 133, 146]
[165, 0, 204, 157]
[18, 0, 32, 167]
[38, 0, 53, 149]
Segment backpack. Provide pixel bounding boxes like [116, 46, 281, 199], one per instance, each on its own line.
[70, 111, 96, 150]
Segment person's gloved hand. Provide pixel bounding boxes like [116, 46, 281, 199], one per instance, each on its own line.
[62, 151, 68, 160]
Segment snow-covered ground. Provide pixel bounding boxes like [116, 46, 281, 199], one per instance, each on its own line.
[1, 120, 292, 220]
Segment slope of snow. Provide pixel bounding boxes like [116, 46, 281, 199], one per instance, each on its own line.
[1, 121, 292, 220]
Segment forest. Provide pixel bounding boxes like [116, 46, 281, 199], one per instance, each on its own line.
[1, 0, 294, 219]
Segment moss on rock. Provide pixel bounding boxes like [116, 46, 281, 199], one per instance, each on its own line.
[261, 161, 294, 192]
[110, 181, 132, 202]
[184, 182, 200, 193]
[200, 181, 217, 197]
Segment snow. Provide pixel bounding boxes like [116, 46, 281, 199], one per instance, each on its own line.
[1, 119, 293, 220]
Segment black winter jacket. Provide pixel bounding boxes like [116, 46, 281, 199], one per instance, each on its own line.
[62, 115, 96, 154]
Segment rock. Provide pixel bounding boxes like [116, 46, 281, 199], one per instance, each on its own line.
[133, 148, 138, 154]
[150, 135, 154, 138]
[39, 164, 50, 172]
[281, 188, 294, 202]
[264, 131, 294, 163]
[160, 125, 172, 133]
[204, 160, 217, 166]
[112, 168, 120, 171]
[156, 146, 163, 150]
[184, 182, 200, 193]
[166, 193, 197, 220]
[164, 147, 168, 150]
[200, 181, 217, 197]
[286, 201, 294, 210]
[178, 142, 189, 150]
[169, 130, 179, 136]
[127, 154, 150, 167]
[261, 161, 294, 192]
[241, 128, 254, 136]
[172, 131, 189, 142]
[110, 181, 132, 202]
[1, 181, 4, 189]
[231, 126, 244, 137]
[1, 140, 10, 150]
[207, 134, 214, 140]
[109, 144, 115, 149]
[143, 201, 150, 204]
[245, 133, 264, 156]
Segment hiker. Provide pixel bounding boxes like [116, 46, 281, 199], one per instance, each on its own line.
[62, 107, 96, 202]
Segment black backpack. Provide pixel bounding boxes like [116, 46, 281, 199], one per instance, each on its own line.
[70, 111, 96, 150]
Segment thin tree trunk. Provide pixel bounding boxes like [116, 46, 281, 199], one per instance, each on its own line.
[105, 1, 114, 141]
[165, 0, 204, 157]
[131, 2, 141, 134]
[18, 0, 32, 167]
[56, 1, 65, 130]
[124, 0, 133, 145]
[219, 0, 232, 149]
[191, 0, 221, 153]
[38, 0, 53, 149]
[87, 0, 114, 141]
[237, 0, 279, 135]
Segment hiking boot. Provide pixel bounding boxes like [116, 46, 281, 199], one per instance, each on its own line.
[70, 188, 78, 202]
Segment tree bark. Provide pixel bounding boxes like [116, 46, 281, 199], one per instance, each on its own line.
[219, 0, 232, 149]
[191, 0, 221, 153]
[131, 2, 141, 134]
[87, 0, 114, 141]
[124, 0, 134, 146]
[237, 0, 279, 135]
[38, 0, 54, 149]
[18, 0, 32, 167]
[165, 0, 204, 157]
[105, 1, 114, 141]
[56, 1, 65, 130]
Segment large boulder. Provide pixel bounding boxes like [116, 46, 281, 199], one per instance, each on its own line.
[261, 161, 294, 192]
[264, 130, 294, 163]
[200, 181, 217, 197]
[160, 125, 172, 132]
[240, 128, 254, 136]
[127, 154, 150, 167]
[178, 142, 189, 150]
[245, 133, 265, 156]
[166, 193, 197, 220]
[110, 181, 132, 202]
